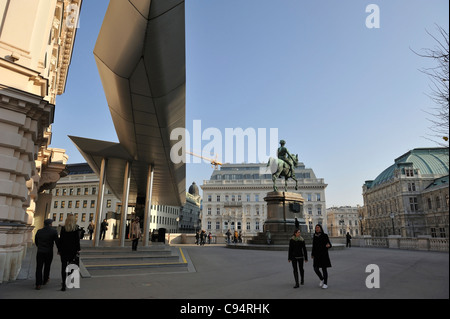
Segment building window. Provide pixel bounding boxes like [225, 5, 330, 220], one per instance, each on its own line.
[54, 201, 58, 208]
[255, 195, 259, 202]
[431, 227, 437, 238]
[207, 208, 211, 215]
[62, 189, 67, 196]
[83, 200, 87, 208]
[59, 213, 64, 222]
[208, 195, 212, 202]
[91, 200, 95, 208]
[92, 187, 96, 195]
[84, 188, 89, 195]
[75, 200, 80, 208]
[246, 194, 250, 202]
[77, 188, 81, 195]
[246, 222, 251, 230]
[436, 196, 441, 209]
[216, 207, 220, 215]
[427, 198, 432, 209]
[68, 201, 72, 208]
[216, 222, 220, 230]
[82, 213, 86, 222]
[238, 195, 241, 201]
[316, 193, 321, 201]
[61, 201, 65, 208]
[207, 221, 211, 230]
[409, 197, 418, 211]
[255, 221, 260, 230]
[307, 194, 312, 201]
[217, 195, 220, 202]
[69, 188, 74, 196]
[405, 168, 414, 177]
[408, 183, 416, 191]
[55, 189, 60, 196]
[106, 200, 111, 208]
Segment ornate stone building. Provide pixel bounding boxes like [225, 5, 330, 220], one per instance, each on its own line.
[200, 162, 327, 238]
[362, 148, 449, 238]
[326, 206, 361, 237]
[0, 0, 81, 283]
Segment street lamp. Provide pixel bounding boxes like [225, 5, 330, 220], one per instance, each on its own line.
[389, 212, 395, 235]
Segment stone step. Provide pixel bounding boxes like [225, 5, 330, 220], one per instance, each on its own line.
[81, 254, 180, 264]
[78, 241, 188, 273]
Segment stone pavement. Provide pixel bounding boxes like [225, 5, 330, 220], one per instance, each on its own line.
[0, 240, 448, 303]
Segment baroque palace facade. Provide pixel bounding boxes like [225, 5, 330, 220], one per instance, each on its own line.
[0, 0, 81, 283]
[200, 162, 327, 238]
[362, 148, 449, 238]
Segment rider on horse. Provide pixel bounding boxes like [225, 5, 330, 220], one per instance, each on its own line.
[277, 140, 296, 178]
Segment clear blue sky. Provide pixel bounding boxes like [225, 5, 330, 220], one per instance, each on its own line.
[51, 0, 449, 208]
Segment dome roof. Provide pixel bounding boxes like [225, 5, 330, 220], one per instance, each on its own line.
[368, 148, 449, 188]
[188, 182, 199, 196]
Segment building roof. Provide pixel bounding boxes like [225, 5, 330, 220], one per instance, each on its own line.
[70, 0, 185, 206]
[66, 163, 94, 175]
[424, 175, 449, 190]
[366, 148, 449, 188]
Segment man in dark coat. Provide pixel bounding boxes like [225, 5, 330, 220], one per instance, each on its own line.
[34, 219, 59, 290]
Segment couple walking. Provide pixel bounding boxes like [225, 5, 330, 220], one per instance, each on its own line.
[288, 224, 332, 289]
[34, 214, 81, 291]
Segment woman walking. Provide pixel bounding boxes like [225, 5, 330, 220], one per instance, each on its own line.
[311, 224, 332, 289]
[58, 214, 81, 291]
[288, 229, 308, 288]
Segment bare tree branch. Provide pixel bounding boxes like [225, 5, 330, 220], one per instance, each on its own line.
[412, 24, 449, 147]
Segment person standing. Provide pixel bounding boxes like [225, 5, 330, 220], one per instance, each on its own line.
[265, 229, 272, 245]
[346, 232, 352, 247]
[311, 224, 332, 289]
[99, 219, 108, 240]
[87, 220, 95, 240]
[58, 214, 81, 291]
[130, 217, 141, 251]
[288, 229, 308, 288]
[34, 219, 59, 290]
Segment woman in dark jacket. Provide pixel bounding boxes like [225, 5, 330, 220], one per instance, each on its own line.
[288, 229, 308, 288]
[58, 214, 81, 291]
[311, 224, 332, 289]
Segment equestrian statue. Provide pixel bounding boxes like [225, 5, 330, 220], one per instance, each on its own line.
[267, 140, 298, 192]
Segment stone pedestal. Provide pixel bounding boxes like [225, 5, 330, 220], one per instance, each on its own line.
[248, 191, 310, 245]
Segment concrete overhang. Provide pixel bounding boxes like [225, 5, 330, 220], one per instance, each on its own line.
[70, 0, 185, 206]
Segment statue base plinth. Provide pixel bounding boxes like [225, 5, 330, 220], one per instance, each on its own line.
[248, 191, 311, 245]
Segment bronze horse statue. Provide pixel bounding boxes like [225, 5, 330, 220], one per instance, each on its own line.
[267, 154, 298, 192]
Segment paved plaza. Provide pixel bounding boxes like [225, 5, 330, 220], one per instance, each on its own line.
[0, 240, 448, 302]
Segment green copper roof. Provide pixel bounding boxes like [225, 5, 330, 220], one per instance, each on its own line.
[366, 148, 449, 188]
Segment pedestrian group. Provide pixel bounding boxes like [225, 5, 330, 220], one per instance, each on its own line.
[288, 223, 333, 289]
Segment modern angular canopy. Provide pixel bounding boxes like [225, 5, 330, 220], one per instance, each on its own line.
[70, 0, 185, 206]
